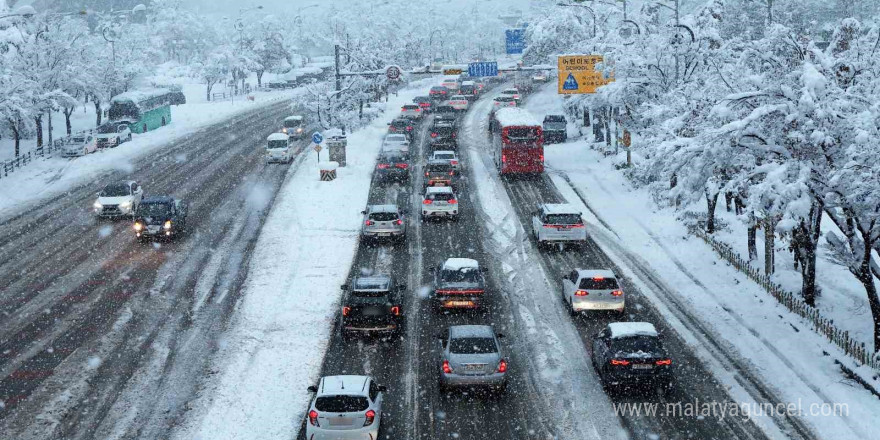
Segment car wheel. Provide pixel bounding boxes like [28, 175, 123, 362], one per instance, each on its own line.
[115, 137, 121, 146]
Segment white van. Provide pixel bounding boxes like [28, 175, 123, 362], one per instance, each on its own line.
[282, 115, 305, 140]
[266, 133, 292, 163]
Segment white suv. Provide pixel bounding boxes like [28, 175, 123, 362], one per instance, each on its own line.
[306, 375, 386, 440]
[94, 180, 144, 218]
[561, 269, 625, 315]
[422, 186, 459, 220]
[532, 203, 586, 248]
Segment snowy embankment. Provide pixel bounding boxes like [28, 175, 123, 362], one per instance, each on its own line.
[462, 92, 628, 440]
[172, 78, 437, 440]
[0, 83, 303, 219]
[525, 83, 880, 439]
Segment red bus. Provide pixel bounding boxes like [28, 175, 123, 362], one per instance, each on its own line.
[489, 107, 544, 175]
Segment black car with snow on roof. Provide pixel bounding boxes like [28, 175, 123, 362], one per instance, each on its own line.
[133, 196, 188, 242]
[432, 258, 488, 310]
[591, 322, 674, 393]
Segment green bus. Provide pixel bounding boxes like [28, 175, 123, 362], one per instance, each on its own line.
[108, 88, 186, 134]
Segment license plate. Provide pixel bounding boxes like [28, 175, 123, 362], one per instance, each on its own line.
[464, 364, 483, 371]
[378, 233, 390, 237]
[446, 300, 473, 307]
[556, 227, 569, 231]
[632, 364, 653, 370]
[435, 182, 446, 186]
[328, 418, 352, 426]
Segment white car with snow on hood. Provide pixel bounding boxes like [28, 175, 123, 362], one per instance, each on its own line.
[94, 180, 144, 218]
[59, 133, 97, 157]
[306, 375, 386, 440]
[266, 133, 292, 163]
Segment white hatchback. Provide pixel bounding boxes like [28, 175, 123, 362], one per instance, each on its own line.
[561, 269, 625, 315]
[430, 150, 460, 172]
[306, 375, 386, 440]
[422, 186, 459, 220]
[382, 134, 410, 155]
[445, 95, 469, 112]
[532, 203, 587, 247]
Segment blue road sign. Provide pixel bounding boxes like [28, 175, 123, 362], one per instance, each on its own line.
[312, 132, 324, 144]
[505, 29, 526, 54]
[563, 73, 579, 90]
[468, 61, 498, 77]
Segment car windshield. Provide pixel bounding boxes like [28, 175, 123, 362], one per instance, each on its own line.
[314, 395, 369, 413]
[450, 337, 497, 354]
[545, 115, 565, 122]
[138, 203, 170, 217]
[71, 136, 86, 143]
[432, 127, 455, 136]
[579, 277, 620, 290]
[431, 87, 447, 92]
[391, 120, 409, 127]
[386, 135, 407, 142]
[267, 140, 288, 149]
[434, 153, 455, 160]
[283, 119, 302, 128]
[100, 184, 130, 197]
[369, 212, 399, 221]
[440, 268, 480, 283]
[403, 105, 419, 110]
[545, 214, 582, 225]
[380, 153, 408, 163]
[495, 97, 514, 102]
[611, 336, 662, 353]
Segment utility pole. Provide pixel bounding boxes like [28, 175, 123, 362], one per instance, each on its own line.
[334, 44, 341, 94]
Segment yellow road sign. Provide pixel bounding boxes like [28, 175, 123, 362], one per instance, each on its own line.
[557, 55, 613, 94]
[443, 68, 463, 75]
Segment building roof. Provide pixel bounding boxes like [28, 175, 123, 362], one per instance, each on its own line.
[494, 107, 540, 127]
[608, 322, 658, 339]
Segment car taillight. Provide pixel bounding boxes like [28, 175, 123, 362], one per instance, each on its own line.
[396, 163, 409, 169]
[406, 126, 413, 131]
[423, 199, 433, 204]
[501, 154, 507, 163]
[364, 409, 375, 426]
[539, 153, 544, 162]
[610, 359, 630, 366]
[655, 359, 672, 366]
[452, 133, 456, 138]
[309, 410, 319, 426]
[391, 305, 400, 315]
[610, 290, 623, 296]
[365, 220, 374, 226]
[448, 171, 454, 176]
[395, 219, 403, 225]
[377, 163, 390, 169]
[342, 306, 351, 316]
[431, 132, 438, 138]
[442, 360, 452, 374]
[574, 290, 589, 296]
[448, 199, 458, 204]
[497, 359, 508, 373]
[450, 160, 458, 165]
[571, 224, 585, 228]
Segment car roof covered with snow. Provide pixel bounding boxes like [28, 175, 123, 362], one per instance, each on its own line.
[432, 150, 456, 156]
[607, 322, 658, 339]
[448, 325, 495, 339]
[284, 116, 303, 122]
[352, 275, 392, 291]
[442, 257, 479, 271]
[540, 203, 580, 215]
[267, 133, 289, 141]
[426, 186, 454, 195]
[317, 375, 370, 396]
[576, 269, 616, 279]
[494, 108, 540, 127]
[367, 204, 400, 213]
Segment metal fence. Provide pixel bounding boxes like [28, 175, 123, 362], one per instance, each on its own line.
[689, 225, 880, 372]
[0, 141, 62, 180]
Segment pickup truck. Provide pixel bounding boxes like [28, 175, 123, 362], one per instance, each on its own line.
[133, 196, 188, 242]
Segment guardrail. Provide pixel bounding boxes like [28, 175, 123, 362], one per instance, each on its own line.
[0, 141, 62, 180]
[689, 225, 880, 372]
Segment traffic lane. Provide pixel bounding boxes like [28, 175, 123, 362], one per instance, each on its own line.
[294, 158, 414, 440]
[0, 102, 291, 333]
[414, 144, 552, 439]
[0, 106, 295, 425]
[502, 177, 767, 440]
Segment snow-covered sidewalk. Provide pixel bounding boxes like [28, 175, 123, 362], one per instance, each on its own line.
[524, 83, 880, 439]
[171, 78, 436, 440]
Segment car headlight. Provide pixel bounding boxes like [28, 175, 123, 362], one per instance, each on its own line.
[296, 127, 303, 133]
[93, 201, 103, 209]
[282, 128, 288, 133]
[134, 222, 143, 231]
[119, 201, 132, 209]
[164, 220, 172, 230]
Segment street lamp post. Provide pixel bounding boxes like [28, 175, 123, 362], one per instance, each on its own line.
[557, 2, 596, 38]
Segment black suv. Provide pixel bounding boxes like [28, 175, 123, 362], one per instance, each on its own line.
[591, 322, 674, 393]
[340, 275, 405, 338]
[133, 196, 188, 242]
[388, 118, 415, 141]
[543, 114, 567, 144]
[429, 123, 457, 150]
[432, 258, 488, 311]
[375, 150, 411, 182]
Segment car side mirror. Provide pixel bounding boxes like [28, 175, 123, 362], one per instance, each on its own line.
[307, 385, 318, 392]
[377, 385, 387, 392]
[360, 210, 367, 214]
[496, 333, 505, 338]
[340, 284, 349, 290]
[480, 267, 488, 272]
[397, 283, 407, 291]
[436, 334, 444, 340]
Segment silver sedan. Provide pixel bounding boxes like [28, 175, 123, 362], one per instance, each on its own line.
[362, 204, 406, 243]
[438, 325, 508, 392]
